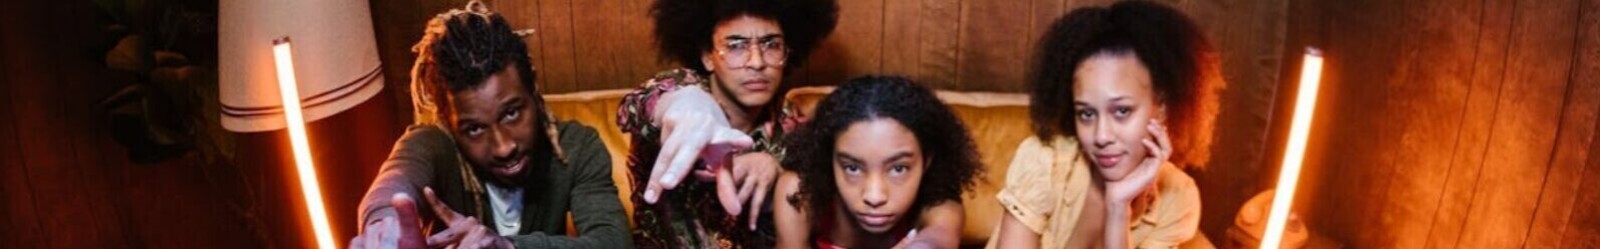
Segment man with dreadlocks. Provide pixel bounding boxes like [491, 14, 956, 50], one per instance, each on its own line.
[614, 0, 838, 247]
[349, 2, 629, 248]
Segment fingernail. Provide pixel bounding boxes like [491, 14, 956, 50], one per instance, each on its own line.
[661, 173, 676, 183]
[644, 189, 658, 203]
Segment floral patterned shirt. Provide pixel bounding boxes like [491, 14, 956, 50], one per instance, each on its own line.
[616, 68, 802, 248]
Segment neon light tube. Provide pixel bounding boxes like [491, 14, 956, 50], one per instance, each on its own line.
[273, 37, 337, 249]
[1260, 48, 1323, 249]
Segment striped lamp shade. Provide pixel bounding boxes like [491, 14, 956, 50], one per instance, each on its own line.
[218, 0, 384, 132]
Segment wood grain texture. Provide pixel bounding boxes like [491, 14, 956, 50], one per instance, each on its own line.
[450, 0, 1291, 95]
[14, 3, 106, 246]
[1525, 0, 1600, 245]
[1301, 0, 1408, 246]
[1281, 0, 1600, 248]
[1183, 0, 1290, 240]
[0, 0, 44, 246]
[799, 0, 884, 88]
[1368, 0, 1482, 247]
[1423, 0, 1516, 247]
[954, 0, 1031, 91]
[1454, 0, 1579, 247]
[914, 0, 963, 89]
[535, 0, 579, 93]
[879, 0, 925, 82]
[616, 0, 669, 87]
[1559, 0, 1600, 247]
[569, 0, 626, 89]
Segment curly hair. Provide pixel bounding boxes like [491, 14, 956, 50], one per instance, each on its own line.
[410, 2, 542, 126]
[1028, 0, 1224, 169]
[783, 76, 982, 220]
[650, 0, 839, 75]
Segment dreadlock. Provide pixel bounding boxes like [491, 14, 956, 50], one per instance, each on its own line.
[409, 0, 565, 161]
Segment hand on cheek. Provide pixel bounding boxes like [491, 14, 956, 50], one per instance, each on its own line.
[1106, 121, 1168, 206]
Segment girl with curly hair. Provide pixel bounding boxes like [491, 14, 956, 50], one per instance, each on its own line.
[613, 0, 839, 247]
[773, 76, 981, 249]
[990, 1, 1224, 248]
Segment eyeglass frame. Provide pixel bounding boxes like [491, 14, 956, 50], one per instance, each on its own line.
[713, 34, 790, 69]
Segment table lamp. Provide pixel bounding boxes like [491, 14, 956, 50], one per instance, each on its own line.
[219, 1, 385, 248]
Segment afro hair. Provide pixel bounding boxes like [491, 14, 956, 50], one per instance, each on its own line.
[1028, 0, 1225, 169]
[650, 0, 839, 74]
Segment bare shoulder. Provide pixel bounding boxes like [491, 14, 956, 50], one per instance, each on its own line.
[777, 171, 802, 199]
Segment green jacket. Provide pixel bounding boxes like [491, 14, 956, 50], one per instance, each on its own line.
[356, 121, 630, 248]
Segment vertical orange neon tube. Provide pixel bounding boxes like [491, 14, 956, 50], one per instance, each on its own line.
[1261, 48, 1323, 249]
[272, 37, 337, 249]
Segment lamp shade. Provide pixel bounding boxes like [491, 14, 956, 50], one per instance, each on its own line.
[219, 0, 384, 132]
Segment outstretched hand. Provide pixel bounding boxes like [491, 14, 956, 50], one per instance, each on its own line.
[348, 193, 427, 249]
[642, 88, 754, 204]
[347, 187, 512, 249]
[714, 152, 780, 230]
[421, 187, 512, 249]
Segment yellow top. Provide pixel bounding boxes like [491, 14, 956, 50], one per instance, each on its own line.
[987, 136, 1201, 249]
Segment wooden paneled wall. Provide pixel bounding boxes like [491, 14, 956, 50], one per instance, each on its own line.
[0, 0, 262, 247]
[371, 0, 1289, 92]
[1285, 0, 1600, 247]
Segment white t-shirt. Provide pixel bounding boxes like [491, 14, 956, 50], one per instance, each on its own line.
[483, 182, 524, 236]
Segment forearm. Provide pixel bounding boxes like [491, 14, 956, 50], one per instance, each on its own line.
[356, 169, 424, 228]
[617, 69, 709, 138]
[774, 172, 810, 249]
[993, 213, 1041, 249]
[358, 147, 443, 229]
[650, 87, 719, 129]
[911, 201, 965, 248]
[357, 126, 452, 231]
[1104, 205, 1132, 249]
[907, 227, 960, 249]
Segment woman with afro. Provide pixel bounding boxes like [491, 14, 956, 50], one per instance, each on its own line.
[990, 1, 1224, 248]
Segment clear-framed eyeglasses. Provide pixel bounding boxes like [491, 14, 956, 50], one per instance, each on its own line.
[716, 37, 789, 68]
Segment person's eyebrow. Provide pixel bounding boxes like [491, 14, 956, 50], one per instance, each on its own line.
[880, 152, 914, 165]
[835, 152, 864, 164]
[498, 94, 524, 112]
[723, 33, 784, 41]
